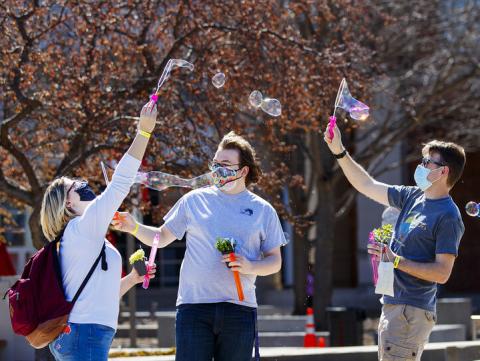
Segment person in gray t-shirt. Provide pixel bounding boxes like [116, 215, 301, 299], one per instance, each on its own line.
[113, 131, 286, 361]
[324, 123, 466, 361]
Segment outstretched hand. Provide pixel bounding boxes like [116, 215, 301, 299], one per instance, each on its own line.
[323, 122, 344, 155]
[138, 100, 157, 134]
[111, 212, 136, 234]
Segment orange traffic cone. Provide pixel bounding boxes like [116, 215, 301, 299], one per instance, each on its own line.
[318, 336, 326, 347]
[303, 307, 316, 347]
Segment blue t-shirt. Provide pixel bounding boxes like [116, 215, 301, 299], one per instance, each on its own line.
[383, 185, 464, 312]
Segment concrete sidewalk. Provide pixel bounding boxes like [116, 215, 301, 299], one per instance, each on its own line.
[109, 341, 480, 361]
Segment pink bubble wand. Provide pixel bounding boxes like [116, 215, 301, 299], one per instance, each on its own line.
[368, 232, 379, 285]
[142, 233, 159, 289]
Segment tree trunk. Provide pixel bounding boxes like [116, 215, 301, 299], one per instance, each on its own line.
[29, 201, 46, 250]
[310, 131, 336, 330]
[287, 133, 310, 315]
[312, 179, 335, 330]
[292, 229, 309, 315]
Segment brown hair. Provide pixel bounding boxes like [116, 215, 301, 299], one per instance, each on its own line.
[40, 177, 75, 241]
[218, 131, 262, 186]
[422, 140, 466, 188]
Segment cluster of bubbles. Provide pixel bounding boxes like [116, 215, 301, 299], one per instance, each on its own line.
[153, 61, 282, 117]
[210, 72, 282, 117]
[248, 90, 282, 117]
[465, 201, 479, 217]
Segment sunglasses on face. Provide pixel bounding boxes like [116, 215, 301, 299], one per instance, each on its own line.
[66, 180, 88, 196]
[421, 157, 446, 168]
[208, 161, 241, 171]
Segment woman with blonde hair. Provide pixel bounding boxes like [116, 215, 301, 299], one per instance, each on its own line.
[40, 101, 157, 361]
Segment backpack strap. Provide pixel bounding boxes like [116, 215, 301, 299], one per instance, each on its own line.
[71, 243, 107, 304]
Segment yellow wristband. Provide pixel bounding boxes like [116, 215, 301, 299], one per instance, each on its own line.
[138, 129, 151, 139]
[393, 255, 401, 269]
[131, 222, 139, 237]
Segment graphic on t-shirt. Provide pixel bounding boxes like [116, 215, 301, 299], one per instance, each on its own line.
[394, 212, 427, 251]
[240, 208, 254, 216]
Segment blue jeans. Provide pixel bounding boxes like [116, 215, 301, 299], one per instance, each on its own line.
[176, 302, 256, 361]
[49, 323, 115, 361]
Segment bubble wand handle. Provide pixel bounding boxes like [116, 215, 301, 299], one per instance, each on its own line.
[328, 106, 338, 140]
[143, 233, 159, 289]
[229, 253, 245, 301]
[368, 232, 379, 285]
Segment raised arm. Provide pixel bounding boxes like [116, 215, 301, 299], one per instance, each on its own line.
[72, 102, 157, 242]
[323, 123, 390, 206]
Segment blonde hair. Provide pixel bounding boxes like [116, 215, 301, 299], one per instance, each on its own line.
[40, 177, 75, 242]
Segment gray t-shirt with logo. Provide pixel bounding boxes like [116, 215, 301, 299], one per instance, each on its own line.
[383, 185, 464, 312]
[164, 186, 287, 308]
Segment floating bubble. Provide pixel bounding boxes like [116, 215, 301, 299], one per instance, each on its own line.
[249, 90, 263, 108]
[133, 166, 239, 192]
[465, 201, 479, 217]
[260, 97, 282, 117]
[248, 90, 282, 117]
[212, 72, 226, 88]
[134, 171, 212, 191]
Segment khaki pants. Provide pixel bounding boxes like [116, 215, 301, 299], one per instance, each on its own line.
[378, 304, 436, 361]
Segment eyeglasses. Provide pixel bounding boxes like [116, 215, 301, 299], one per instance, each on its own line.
[66, 180, 88, 196]
[208, 161, 241, 171]
[421, 157, 446, 168]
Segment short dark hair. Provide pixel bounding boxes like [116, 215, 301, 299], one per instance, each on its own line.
[218, 132, 262, 186]
[422, 140, 466, 188]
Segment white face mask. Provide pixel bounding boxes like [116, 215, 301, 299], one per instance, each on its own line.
[414, 164, 443, 191]
[414, 165, 433, 191]
[375, 261, 394, 297]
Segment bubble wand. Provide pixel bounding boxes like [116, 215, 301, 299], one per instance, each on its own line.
[143, 233, 159, 289]
[368, 232, 379, 285]
[215, 237, 244, 301]
[328, 78, 370, 139]
[149, 59, 194, 104]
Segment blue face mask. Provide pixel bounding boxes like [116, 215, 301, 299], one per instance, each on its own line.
[71, 181, 96, 201]
[414, 165, 438, 191]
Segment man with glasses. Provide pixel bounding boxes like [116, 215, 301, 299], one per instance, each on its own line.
[324, 124, 465, 361]
[112, 131, 286, 361]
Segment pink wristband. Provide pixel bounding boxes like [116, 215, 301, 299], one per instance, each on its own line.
[150, 94, 158, 103]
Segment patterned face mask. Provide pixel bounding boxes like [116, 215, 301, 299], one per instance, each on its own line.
[209, 163, 243, 189]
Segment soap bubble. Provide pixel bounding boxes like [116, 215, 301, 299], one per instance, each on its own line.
[212, 72, 226, 88]
[249, 90, 263, 108]
[260, 97, 282, 117]
[465, 201, 479, 217]
[334, 78, 369, 121]
[248, 90, 282, 117]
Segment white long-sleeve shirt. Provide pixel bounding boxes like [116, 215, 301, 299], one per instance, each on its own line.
[59, 153, 140, 330]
